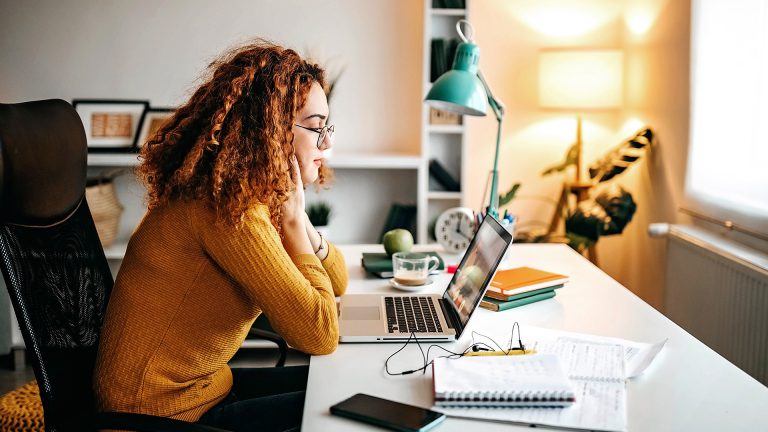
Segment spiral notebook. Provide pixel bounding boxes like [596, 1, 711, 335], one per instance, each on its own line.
[432, 354, 575, 408]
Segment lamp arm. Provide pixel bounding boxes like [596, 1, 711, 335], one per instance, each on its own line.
[476, 70, 504, 219]
[477, 70, 504, 121]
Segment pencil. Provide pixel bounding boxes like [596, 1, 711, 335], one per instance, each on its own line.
[465, 349, 537, 356]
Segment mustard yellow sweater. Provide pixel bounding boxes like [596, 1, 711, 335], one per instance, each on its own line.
[93, 199, 347, 421]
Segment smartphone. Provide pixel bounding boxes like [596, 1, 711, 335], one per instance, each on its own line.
[330, 393, 446, 432]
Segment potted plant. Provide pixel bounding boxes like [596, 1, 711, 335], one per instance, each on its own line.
[307, 201, 332, 236]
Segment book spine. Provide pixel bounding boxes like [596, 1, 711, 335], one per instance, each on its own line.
[484, 285, 562, 301]
[488, 278, 569, 295]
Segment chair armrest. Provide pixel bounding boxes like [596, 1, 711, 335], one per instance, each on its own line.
[95, 411, 231, 432]
[248, 328, 288, 367]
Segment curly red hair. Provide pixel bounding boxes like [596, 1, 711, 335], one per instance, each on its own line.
[138, 39, 332, 231]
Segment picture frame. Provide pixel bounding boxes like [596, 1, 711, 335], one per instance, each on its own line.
[72, 99, 149, 152]
[134, 107, 175, 149]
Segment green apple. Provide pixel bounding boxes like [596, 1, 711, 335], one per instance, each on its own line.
[382, 229, 414, 256]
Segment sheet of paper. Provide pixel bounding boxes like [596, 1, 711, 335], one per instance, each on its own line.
[438, 338, 627, 431]
[466, 325, 666, 378]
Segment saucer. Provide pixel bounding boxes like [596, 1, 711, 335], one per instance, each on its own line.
[389, 278, 434, 292]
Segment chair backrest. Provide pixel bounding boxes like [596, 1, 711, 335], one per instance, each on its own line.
[0, 99, 114, 432]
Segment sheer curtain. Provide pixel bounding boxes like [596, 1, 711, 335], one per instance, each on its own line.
[687, 0, 768, 235]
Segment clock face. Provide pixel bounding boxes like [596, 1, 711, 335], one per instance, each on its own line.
[435, 207, 476, 252]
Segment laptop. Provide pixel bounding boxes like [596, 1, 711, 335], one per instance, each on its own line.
[339, 215, 513, 342]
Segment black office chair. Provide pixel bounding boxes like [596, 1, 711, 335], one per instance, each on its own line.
[0, 99, 284, 431]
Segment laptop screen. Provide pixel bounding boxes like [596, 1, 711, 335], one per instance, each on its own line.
[442, 215, 512, 330]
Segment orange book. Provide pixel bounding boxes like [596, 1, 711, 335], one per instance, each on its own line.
[487, 266, 569, 296]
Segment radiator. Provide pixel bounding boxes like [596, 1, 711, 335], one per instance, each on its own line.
[661, 224, 768, 385]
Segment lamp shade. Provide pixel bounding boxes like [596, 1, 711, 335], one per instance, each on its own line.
[539, 49, 624, 109]
[425, 42, 487, 116]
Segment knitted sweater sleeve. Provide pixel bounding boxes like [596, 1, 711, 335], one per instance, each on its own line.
[190, 203, 339, 355]
[321, 242, 348, 297]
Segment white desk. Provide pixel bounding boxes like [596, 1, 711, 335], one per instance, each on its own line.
[302, 244, 768, 431]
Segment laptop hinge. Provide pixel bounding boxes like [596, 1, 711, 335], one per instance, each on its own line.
[438, 297, 463, 336]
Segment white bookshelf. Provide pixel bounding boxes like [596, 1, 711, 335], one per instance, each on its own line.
[88, 153, 140, 167]
[418, 0, 470, 243]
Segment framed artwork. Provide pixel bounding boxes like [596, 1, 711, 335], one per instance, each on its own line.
[72, 99, 148, 152]
[134, 107, 175, 149]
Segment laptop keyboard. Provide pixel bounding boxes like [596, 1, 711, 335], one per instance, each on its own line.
[384, 296, 443, 334]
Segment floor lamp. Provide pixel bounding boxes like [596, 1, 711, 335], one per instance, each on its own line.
[539, 49, 624, 262]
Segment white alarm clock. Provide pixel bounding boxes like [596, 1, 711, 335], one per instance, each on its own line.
[435, 207, 476, 252]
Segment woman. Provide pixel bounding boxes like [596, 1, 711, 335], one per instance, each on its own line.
[93, 40, 347, 432]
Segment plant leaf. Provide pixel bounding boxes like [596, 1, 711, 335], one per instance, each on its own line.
[542, 143, 578, 176]
[498, 183, 521, 207]
[588, 127, 655, 183]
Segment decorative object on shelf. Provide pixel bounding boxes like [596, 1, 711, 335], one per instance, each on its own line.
[134, 106, 174, 149]
[435, 207, 476, 252]
[429, 158, 460, 191]
[429, 107, 461, 125]
[538, 49, 624, 183]
[307, 201, 332, 236]
[425, 19, 506, 218]
[85, 170, 126, 248]
[72, 99, 148, 152]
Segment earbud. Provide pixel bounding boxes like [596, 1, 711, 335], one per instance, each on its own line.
[472, 344, 491, 352]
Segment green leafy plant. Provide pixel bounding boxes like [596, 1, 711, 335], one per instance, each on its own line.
[540, 127, 655, 251]
[307, 201, 332, 227]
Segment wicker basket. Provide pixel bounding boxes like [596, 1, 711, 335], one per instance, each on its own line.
[0, 380, 44, 432]
[85, 179, 124, 248]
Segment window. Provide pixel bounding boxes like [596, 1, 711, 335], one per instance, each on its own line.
[687, 0, 768, 234]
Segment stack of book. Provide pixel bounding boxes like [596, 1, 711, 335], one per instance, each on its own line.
[480, 267, 568, 312]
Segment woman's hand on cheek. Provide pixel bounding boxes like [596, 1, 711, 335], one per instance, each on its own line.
[281, 155, 306, 230]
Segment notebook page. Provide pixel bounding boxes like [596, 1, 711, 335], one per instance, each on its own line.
[438, 339, 627, 432]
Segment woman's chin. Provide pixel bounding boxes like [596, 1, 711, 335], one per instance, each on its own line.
[301, 172, 318, 185]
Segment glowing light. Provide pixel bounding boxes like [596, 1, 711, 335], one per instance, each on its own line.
[507, 0, 622, 38]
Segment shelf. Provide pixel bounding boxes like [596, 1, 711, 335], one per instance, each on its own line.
[428, 124, 464, 134]
[428, 191, 462, 200]
[88, 153, 140, 167]
[86, 152, 420, 170]
[430, 8, 466, 16]
[103, 241, 128, 260]
[326, 152, 421, 169]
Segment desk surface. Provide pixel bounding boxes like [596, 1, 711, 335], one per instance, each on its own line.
[302, 244, 768, 431]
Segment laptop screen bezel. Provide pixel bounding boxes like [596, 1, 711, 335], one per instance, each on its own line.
[440, 214, 513, 339]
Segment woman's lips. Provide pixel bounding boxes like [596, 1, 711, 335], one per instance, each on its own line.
[313, 159, 322, 166]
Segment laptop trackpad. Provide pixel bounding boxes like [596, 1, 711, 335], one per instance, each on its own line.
[344, 306, 380, 320]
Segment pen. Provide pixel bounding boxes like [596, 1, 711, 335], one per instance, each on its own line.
[465, 349, 537, 356]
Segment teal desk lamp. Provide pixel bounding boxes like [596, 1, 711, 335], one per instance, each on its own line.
[425, 19, 505, 218]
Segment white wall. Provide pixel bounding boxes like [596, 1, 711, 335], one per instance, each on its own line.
[0, 0, 424, 244]
[0, 0, 423, 155]
[465, 0, 691, 310]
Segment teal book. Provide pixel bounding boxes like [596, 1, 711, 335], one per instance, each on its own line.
[484, 284, 564, 302]
[480, 290, 556, 312]
[361, 252, 445, 278]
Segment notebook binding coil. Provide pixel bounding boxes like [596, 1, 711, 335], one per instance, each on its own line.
[437, 389, 574, 407]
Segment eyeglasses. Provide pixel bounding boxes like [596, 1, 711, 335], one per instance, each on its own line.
[294, 124, 335, 149]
